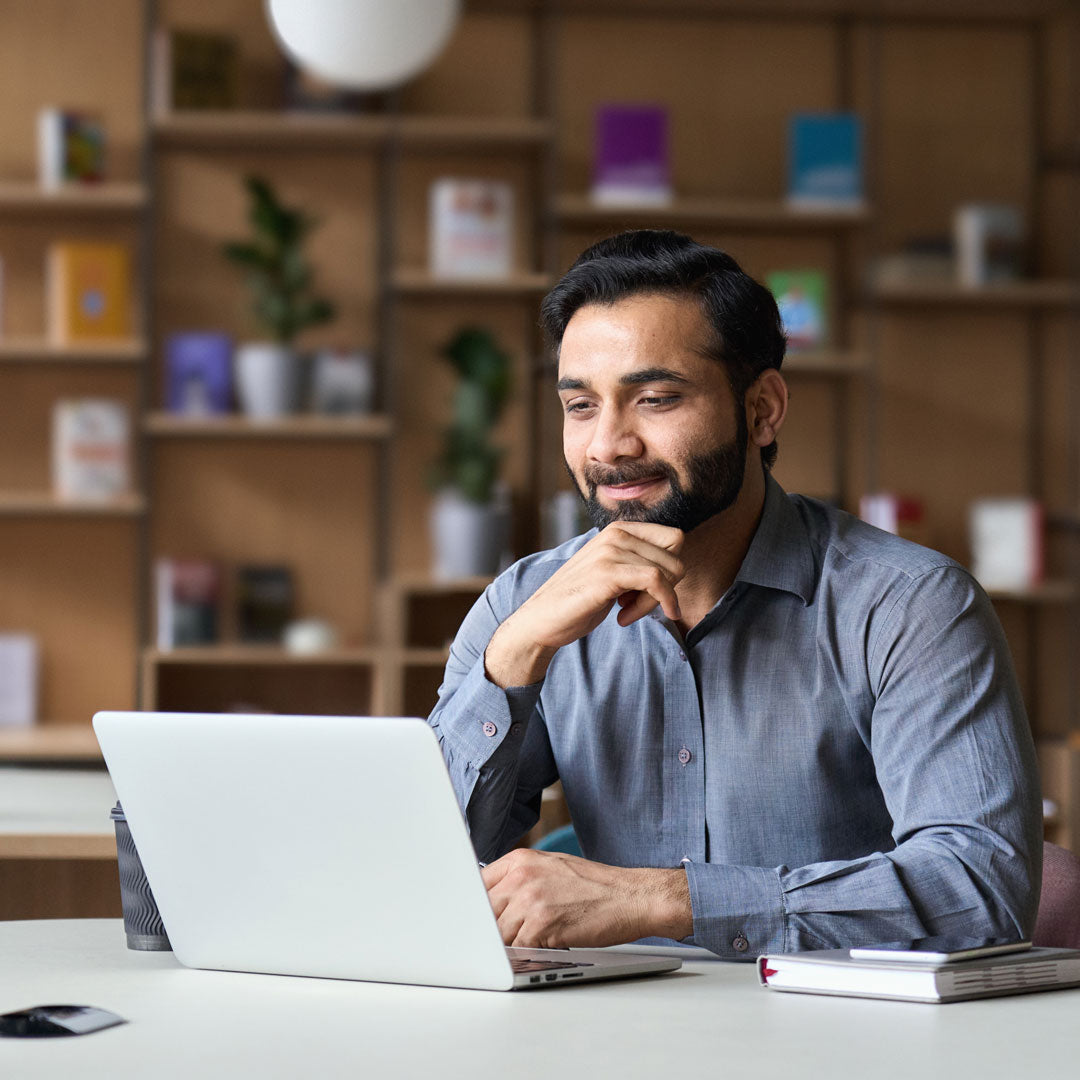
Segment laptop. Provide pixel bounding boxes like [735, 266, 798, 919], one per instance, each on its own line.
[92, 711, 682, 991]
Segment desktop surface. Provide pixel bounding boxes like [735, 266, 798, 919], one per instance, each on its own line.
[1, 920, 1078, 1079]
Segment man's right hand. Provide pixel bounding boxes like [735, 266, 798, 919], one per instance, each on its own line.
[483, 521, 685, 688]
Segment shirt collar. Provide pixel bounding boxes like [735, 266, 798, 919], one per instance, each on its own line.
[733, 473, 817, 605]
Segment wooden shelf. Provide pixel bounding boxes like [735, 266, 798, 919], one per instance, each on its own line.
[0, 724, 102, 763]
[0, 492, 145, 517]
[985, 580, 1077, 604]
[385, 575, 494, 595]
[556, 194, 870, 230]
[392, 269, 553, 296]
[0, 180, 146, 213]
[143, 412, 393, 440]
[870, 279, 1080, 308]
[145, 646, 380, 667]
[153, 112, 550, 152]
[0, 337, 147, 364]
[783, 350, 868, 376]
[1042, 145, 1080, 169]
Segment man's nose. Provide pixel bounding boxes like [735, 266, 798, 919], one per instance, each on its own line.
[587, 406, 644, 464]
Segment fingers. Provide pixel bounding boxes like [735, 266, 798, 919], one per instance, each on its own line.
[603, 520, 685, 555]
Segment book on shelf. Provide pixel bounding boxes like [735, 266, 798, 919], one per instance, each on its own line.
[758, 942, 1080, 1003]
[591, 104, 672, 207]
[236, 565, 295, 644]
[0, 634, 38, 728]
[37, 108, 105, 188]
[165, 332, 233, 415]
[428, 179, 514, 279]
[767, 269, 828, 350]
[47, 242, 133, 344]
[953, 203, 1025, 287]
[310, 348, 375, 415]
[51, 398, 132, 502]
[787, 112, 864, 210]
[152, 28, 239, 113]
[156, 559, 222, 649]
[969, 497, 1043, 592]
[859, 493, 929, 547]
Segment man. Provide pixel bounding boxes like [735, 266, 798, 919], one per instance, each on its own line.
[427, 229, 1042, 960]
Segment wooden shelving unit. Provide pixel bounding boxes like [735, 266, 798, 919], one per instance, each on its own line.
[0, 492, 146, 517]
[985, 581, 1078, 604]
[0, 724, 103, 763]
[143, 413, 393, 440]
[782, 350, 869, 376]
[556, 194, 871, 230]
[0, 338, 147, 364]
[870, 279, 1080, 308]
[0, 180, 147, 213]
[391, 269, 553, 296]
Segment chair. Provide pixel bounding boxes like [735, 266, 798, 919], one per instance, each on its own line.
[1033, 841, 1080, 949]
[533, 823, 582, 857]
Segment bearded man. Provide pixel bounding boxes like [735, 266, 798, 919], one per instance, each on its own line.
[427, 229, 1041, 959]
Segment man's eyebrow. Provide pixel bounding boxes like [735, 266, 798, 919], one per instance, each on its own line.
[557, 368, 691, 393]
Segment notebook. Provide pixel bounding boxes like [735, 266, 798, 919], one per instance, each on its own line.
[92, 711, 683, 991]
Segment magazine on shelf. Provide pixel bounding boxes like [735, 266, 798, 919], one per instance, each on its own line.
[953, 203, 1025, 287]
[236, 565, 295, 644]
[787, 112, 864, 210]
[0, 634, 38, 728]
[38, 108, 105, 188]
[156, 559, 222, 649]
[47, 242, 133, 344]
[152, 28, 239, 113]
[165, 332, 233, 415]
[428, 178, 514, 279]
[766, 269, 828, 350]
[51, 398, 131, 502]
[591, 104, 672, 207]
[969, 497, 1044, 592]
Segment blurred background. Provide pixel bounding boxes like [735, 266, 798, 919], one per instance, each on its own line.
[0, 0, 1078, 918]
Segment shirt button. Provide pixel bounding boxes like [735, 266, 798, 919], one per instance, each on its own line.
[732, 934, 749, 953]
[679, 652, 687, 662]
[481, 721, 497, 737]
[677, 747, 692, 765]
[510, 723, 523, 737]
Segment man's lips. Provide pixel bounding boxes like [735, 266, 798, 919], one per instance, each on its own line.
[596, 475, 666, 501]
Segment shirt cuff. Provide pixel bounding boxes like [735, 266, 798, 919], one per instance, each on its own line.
[684, 861, 787, 960]
[436, 652, 543, 770]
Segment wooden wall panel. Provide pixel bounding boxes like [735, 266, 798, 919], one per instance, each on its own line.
[0, 0, 143, 182]
[0, 520, 139, 722]
[555, 17, 840, 198]
[150, 441, 379, 644]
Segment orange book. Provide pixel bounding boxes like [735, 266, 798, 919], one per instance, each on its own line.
[47, 242, 133, 343]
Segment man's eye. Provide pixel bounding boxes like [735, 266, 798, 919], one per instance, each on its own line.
[640, 395, 679, 407]
[564, 401, 596, 414]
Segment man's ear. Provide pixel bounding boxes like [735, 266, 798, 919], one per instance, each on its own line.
[747, 369, 788, 448]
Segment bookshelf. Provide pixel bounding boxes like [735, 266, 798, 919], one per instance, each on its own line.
[0, 0, 1077, 850]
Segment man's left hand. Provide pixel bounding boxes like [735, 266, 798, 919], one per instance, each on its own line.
[481, 849, 693, 949]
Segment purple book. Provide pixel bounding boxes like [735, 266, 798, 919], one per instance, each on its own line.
[165, 332, 233, 415]
[592, 104, 672, 206]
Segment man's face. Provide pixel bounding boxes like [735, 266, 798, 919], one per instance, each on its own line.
[558, 293, 750, 533]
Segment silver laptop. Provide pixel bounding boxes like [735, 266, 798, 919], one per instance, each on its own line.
[92, 711, 682, 991]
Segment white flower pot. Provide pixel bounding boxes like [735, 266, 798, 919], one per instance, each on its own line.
[235, 343, 300, 419]
[430, 490, 505, 580]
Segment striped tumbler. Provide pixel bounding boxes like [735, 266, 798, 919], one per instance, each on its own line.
[110, 802, 171, 951]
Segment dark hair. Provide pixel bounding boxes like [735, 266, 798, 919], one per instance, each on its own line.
[539, 229, 786, 469]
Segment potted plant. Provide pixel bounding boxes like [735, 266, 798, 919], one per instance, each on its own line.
[223, 176, 335, 418]
[429, 327, 512, 579]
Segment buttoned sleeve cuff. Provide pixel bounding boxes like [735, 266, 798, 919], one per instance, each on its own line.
[434, 650, 543, 771]
[684, 861, 787, 960]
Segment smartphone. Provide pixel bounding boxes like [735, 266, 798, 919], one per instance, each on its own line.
[849, 936, 1032, 964]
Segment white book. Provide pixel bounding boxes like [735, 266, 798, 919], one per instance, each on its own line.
[0, 635, 38, 728]
[969, 497, 1043, 591]
[51, 398, 131, 502]
[758, 945, 1080, 1003]
[429, 179, 514, 279]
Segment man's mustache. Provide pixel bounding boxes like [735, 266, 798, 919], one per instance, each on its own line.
[583, 461, 676, 489]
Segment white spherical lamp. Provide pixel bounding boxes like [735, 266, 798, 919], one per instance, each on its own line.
[266, 0, 461, 92]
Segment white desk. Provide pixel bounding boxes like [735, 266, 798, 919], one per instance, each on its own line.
[1, 920, 1078, 1079]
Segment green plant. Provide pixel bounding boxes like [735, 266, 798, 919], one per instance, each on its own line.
[222, 175, 335, 344]
[430, 328, 512, 504]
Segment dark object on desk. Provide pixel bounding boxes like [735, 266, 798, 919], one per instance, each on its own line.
[1034, 841, 1080, 949]
[110, 802, 171, 952]
[757, 944, 1080, 1003]
[0, 1005, 126, 1038]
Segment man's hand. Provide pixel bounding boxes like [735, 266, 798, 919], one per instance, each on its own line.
[481, 848, 692, 949]
[484, 521, 685, 688]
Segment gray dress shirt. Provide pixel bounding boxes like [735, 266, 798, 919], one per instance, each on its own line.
[428, 475, 1043, 959]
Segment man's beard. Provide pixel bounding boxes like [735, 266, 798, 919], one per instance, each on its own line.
[566, 409, 748, 533]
